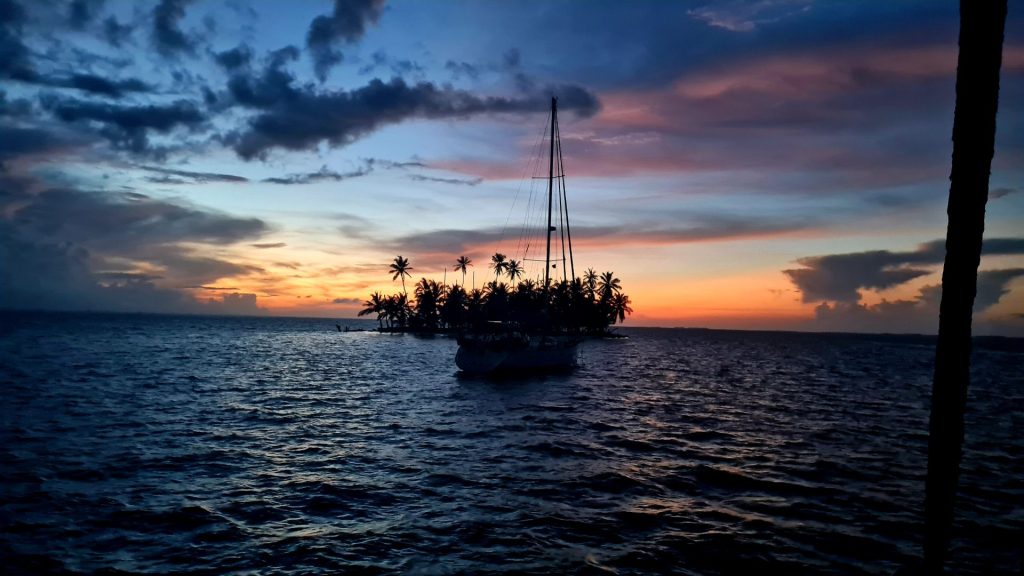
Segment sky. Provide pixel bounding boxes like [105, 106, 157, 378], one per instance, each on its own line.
[1, 0, 1023, 335]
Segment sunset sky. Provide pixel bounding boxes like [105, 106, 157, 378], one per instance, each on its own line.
[2, 0, 1023, 335]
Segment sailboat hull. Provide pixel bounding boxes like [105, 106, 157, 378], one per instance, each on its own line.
[455, 336, 580, 374]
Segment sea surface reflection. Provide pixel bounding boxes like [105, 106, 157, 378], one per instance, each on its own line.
[1, 312, 1020, 574]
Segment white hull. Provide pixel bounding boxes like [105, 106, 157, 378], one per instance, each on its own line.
[455, 336, 580, 374]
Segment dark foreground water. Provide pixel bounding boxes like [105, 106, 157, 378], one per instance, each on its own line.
[1, 312, 1020, 575]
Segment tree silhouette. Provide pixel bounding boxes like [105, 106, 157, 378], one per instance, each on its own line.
[389, 255, 412, 294]
[598, 271, 621, 300]
[924, 1, 1007, 573]
[454, 255, 472, 287]
[490, 252, 507, 282]
[583, 268, 598, 297]
[357, 292, 386, 329]
[506, 259, 523, 283]
[610, 293, 633, 324]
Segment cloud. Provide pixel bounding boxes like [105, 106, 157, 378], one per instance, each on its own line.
[68, 0, 105, 30]
[386, 213, 814, 263]
[213, 44, 253, 72]
[251, 242, 286, 249]
[811, 268, 1024, 335]
[975, 268, 1024, 310]
[262, 164, 371, 185]
[228, 74, 600, 160]
[152, 0, 196, 58]
[103, 16, 133, 47]
[44, 97, 206, 154]
[0, 125, 84, 168]
[408, 174, 482, 186]
[990, 187, 1017, 200]
[332, 297, 361, 305]
[688, 0, 812, 32]
[1, 174, 270, 313]
[784, 238, 1024, 303]
[138, 165, 248, 183]
[60, 74, 151, 98]
[358, 50, 424, 77]
[306, 0, 385, 81]
[0, 0, 35, 82]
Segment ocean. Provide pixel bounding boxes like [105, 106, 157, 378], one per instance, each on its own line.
[1, 311, 1020, 575]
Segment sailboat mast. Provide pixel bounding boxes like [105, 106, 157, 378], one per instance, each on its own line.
[545, 97, 556, 287]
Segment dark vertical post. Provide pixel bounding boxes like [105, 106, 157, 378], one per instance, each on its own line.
[555, 115, 576, 281]
[544, 97, 556, 287]
[924, 1, 1006, 573]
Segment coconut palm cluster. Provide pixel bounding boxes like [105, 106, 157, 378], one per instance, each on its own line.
[359, 254, 632, 334]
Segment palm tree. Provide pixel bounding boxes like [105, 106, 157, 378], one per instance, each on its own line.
[490, 252, 507, 281]
[610, 293, 633, 324]
[598, 271, 621, 300]
[357, 292, 386, 329]
[925, 2, 1007, 572]
[454, 255, 472, 287]
[583, 268, 599, 298]
[506, 259, 523, 283]
[389, 255, 412, 294]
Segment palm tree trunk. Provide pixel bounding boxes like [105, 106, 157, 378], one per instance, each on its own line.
[924, 1, 1006, 572]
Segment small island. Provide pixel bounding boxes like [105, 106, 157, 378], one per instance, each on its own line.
[358, 253, 632, 337]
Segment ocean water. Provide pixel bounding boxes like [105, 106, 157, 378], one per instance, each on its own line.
[0, 312, 1020, 575]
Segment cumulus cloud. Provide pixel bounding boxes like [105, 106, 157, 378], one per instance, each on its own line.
[213, 44, 254, 72]
[44, 97, 206, 154]
[811, 268, 1024, 335]
[226, 69, 600, 159]
[0, 173, 270, 314]
[306, 0, 385, 80]
[152, 0, 196, 58]
[785, 238, 1024, 304]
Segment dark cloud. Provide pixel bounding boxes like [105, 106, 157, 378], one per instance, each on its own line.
[9, 187, 266, 253]
[152, 0, 196, 58]
[224, 45, 300, 108]
[251, 242, 286, 249]
[332, 297, 361, 305]
[975, 268, 1024, 311]
[0, 126, 67, 168]
[1, 178, 269, 313]
[445, 60, 480, 81]
[138, 165, 248, 183]
[62, 74, 151, 98]
[0, 91, 33, 117]
[69, 0, 105, 30]
[357, 50, 423, 77]
[262, 164, 371, 185]
[229, 75, 600, 160]
[102, 16, 133, 47]
[785, 238, 1024, 303]
[990, 187, 1017, 200]
[0, 0, 35, 82]
[214, 44, 253, 72]
[44, 97, 206, 154]
[306, 0, 385, 81]
[408, 174, 482, 186]
[364, 157, 425, 170]
[811, 268, 1024, 335]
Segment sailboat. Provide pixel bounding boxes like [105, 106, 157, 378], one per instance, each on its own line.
[455, 97, 583, 374]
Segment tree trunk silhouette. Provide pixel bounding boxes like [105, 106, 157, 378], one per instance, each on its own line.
[924, 1, 1007, 573]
